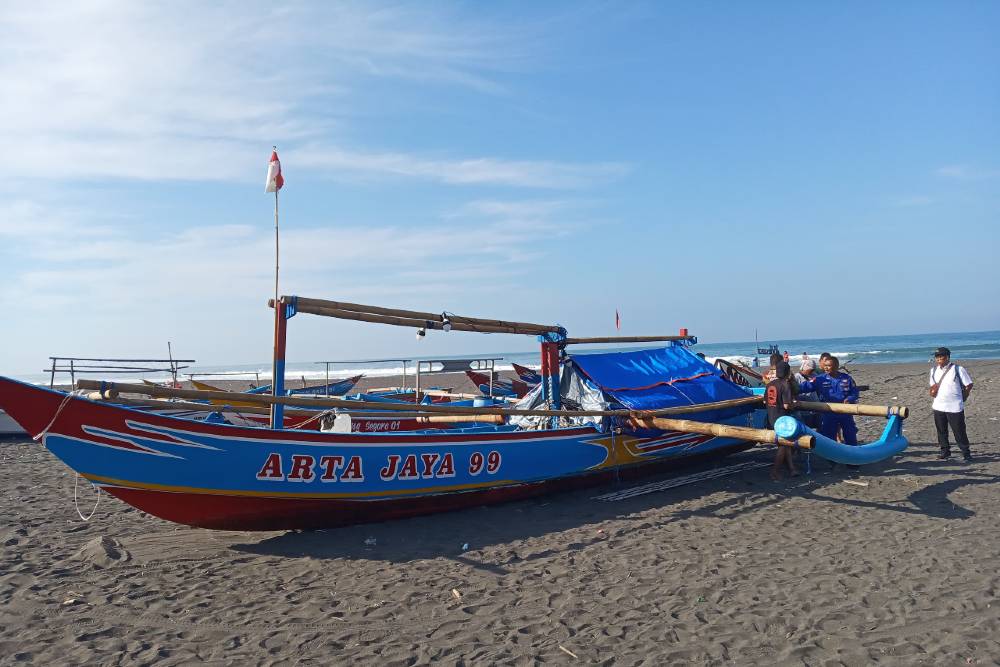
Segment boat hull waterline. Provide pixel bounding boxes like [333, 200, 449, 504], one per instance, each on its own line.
[0, 376, 758, 530]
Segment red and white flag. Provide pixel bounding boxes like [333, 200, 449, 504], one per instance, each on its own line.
[264, 149, 284, 193]
[615, 309, 621, 331]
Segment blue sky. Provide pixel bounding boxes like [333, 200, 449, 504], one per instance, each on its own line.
[1, 1, 998, 375]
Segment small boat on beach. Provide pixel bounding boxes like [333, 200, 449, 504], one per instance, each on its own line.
[512, 362, 541, 385]
[244, 374, 362, 397]
[0, 409, 26, 436]
[465, 369, 531, 398]
[0, 296, 910, 531]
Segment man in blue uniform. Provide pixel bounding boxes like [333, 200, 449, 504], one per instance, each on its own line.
[798, 356, 860, 445]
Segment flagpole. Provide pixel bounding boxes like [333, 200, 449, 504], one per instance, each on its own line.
[269, 146, 282, 429]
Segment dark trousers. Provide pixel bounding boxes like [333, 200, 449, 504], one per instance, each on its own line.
[933, 410, 970, 455]
[820, 413, 858, 446]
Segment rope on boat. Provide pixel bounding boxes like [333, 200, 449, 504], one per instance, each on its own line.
[74, 474, 101, 521]
[296, 408, 337, 430]
[33, 391, 76, 443]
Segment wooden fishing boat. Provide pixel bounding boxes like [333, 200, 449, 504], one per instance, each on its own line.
[465, 369, 531, 398]
[245, 374, 362, 397]
[714, 358, 765, 388]
[512, 362, 541, 385]
[0, 409, 26, 436]
[0, 296, 908, 530]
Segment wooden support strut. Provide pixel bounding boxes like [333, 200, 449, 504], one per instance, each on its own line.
[630, 417, 814, 449]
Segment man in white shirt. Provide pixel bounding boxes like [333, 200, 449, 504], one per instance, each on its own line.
[929, 347, 974, 461]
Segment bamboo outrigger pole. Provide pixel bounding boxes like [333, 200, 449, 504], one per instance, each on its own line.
[795, 400, 909, 419]
[273, 297, 565, 336]
[78, 379, 763, 418]
[630, 417, 813, 449]
[86, 394, 504, 424]
[79, 380, 814, 447]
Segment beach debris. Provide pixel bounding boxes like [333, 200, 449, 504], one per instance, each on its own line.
[558, 645, 579, 660]
[721, 551, 737, 559]
[71, 535, 131, 568]
[451, 588, 462, 600]
[363, 536, 376, 546]
[62, 598, 78, 606]
[461, 543, 469, 551]
[844, 480, 869, 487]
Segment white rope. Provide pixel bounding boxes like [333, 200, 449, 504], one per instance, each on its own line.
[594, 460, 770, 501]
[32, 392, 75, 443]
[73, 474, 101, 521]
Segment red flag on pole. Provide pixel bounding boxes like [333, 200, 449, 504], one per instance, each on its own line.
[615, 309, 620, 331]
[265, 148, 284, 192]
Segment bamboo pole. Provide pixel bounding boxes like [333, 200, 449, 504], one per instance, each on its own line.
[409, 414, 505, 425]
[87, 394, 303, 416]
[795, 400, 909, 419]
[88, 394, 506, 423]
[271, 300, 533, 336]
[77, 379, 762, 418]
[562, 335, 696, 345]
[287, 296, 562, 335]
[630, 417, 814, 449]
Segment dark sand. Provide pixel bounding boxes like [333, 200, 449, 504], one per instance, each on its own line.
[2, 361, 999, 665]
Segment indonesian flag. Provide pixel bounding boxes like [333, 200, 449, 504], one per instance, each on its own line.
[264, 149, 284, 193]
[615, 309, 621, 331]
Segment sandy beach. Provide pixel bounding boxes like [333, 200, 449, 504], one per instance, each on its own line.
[2, 360, 999, 665]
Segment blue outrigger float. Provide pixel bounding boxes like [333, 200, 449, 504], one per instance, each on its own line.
[0, 296, 909, 530]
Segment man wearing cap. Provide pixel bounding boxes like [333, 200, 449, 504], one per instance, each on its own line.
[929, 347, 974, 461]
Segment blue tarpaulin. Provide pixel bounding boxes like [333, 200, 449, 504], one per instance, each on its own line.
[568, 346, 750, 412]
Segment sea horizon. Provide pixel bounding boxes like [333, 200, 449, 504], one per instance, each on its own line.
[10, 329, 999, 386]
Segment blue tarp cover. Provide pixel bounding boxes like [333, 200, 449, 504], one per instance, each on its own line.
[568, 346, 750, 411]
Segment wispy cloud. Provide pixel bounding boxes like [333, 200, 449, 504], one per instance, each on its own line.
[1, 2, 612, 187]
[0, 196, 580, 313]
[888, 195, 935, 208]
[936, 164, 1000, 181]
[292, 148, 628, 188]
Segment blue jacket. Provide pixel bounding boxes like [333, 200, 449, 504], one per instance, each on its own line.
[798, 372, 859, 404]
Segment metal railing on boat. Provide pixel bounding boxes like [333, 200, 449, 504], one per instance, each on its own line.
[314, 358, 412, 396]
[46, 356, 195, 390]
[414, 357, 504, 399]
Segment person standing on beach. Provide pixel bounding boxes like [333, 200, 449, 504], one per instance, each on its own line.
[929, 347, 974, 461]
[798, 356, 859, 446]
[766, 361, 798, 479]
[783, 350, 790, 363]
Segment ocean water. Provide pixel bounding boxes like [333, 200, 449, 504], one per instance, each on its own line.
[13, 330, 999, 386]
